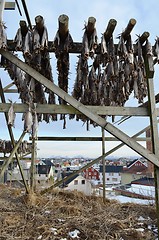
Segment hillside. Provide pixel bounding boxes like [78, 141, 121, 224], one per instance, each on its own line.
[0, 184, 157, 240]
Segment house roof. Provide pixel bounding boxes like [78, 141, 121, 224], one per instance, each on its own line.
[131, 177, 154, 186]
[61, 172, 79, 187]
[127, 159, 146, 168]
[37, 165, 51, 174]
[99, 165, 123, 173]
[42, 159, 54, 166]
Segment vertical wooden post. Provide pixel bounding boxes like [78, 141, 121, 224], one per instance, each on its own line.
[0, 79, 29, 193]
[145, 54, 159, 238]
[102, 128, 106, 203]
[30, 138, 36, 191]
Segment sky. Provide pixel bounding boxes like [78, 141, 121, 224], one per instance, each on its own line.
[0, 0, 159, 159]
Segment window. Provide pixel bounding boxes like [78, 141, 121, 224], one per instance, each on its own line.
[81, 180, 85, 184]
[112, 178, 117, 182]
[109, 173, 114, 176]
[74, 180, 78, 185]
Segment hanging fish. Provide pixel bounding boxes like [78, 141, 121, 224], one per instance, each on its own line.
[117, 34, 128, 60]
[7, 100, 16, 127]
[145, 39, 153, 56]
[154, 37, 159, 63]
[0, 0, 7, 49]
[32, 110, 38, 139]
[24, 106, 33, 133]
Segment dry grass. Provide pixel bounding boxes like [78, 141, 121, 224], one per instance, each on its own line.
[0, 185, 157, 240]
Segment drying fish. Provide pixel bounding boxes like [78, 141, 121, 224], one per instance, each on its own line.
[33, 15, 48, 52]
[24, 106, 33, 133]
[82, 19, 98, 59]
[32, 110, 38, 139]
[145, 39, 153, 56]
[137, 37, 144, 67]
[154, 37, 159, 63]
[0, 0, 7, 49]
[7, 100, 16, 127]
[117, 34, 128, 60]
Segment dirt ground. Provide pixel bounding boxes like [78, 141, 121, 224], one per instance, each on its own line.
[0, 184, 158, 240]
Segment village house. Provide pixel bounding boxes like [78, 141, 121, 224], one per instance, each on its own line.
[99, 165, 123, 185]
[35, 164, 54, 186]
[83, 166, 100, 180]
[121, 158, 148, 185]
[62, 174, 92, 196]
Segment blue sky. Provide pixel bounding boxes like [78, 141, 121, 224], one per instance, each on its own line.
[0, 0, 159, 158]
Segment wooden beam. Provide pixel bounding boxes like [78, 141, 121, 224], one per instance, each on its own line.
[145, 54, 159, 236]
[0, 131, 26, 180]
[0, 79, 29, 193]
[1, 103, 158, 116]
[33, 136, 152, 141]
[1, 49, 159, 168]
[4, 2, 15, 10]
[102, 128, 106, 203]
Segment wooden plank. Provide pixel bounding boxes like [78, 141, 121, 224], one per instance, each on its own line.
[0, 131, 26, 180]
[145, 54, 159, 236]
[0, 79, 29, 193]
[1, 103, 158, 116]
[4, 2, 15, 10]
[1, 49, 159, 168]
[102, 128, 106, 203]
[3, 82, 15, 91]
[34, 136, 152, 141]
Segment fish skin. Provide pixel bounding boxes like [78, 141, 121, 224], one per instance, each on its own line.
[8, 100, 16, 127]
[24, 109, 33, 133]
[32, 111, 38, 139]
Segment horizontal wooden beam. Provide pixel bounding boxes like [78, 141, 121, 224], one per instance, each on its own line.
[1, 49, 159, 168]
[31, 136, 151, 141]
[5, 2, 15, 10]
[1, 103, 158, 116]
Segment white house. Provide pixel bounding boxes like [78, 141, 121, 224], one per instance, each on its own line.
[64, 175, 92, 196]
[99, 165, 123, 185]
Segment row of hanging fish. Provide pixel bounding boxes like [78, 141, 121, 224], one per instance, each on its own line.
[54, 25, 73, 128]
[0, 139, 32, 155]
[71, 24, 157, 127]
[0, 0, 7, 49]
[2, 15, 159, 130]
[1, 15, 57, 125]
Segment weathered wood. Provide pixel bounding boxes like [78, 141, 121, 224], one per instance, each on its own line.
[104, 19, 117, 40]
[21, 0, 32, 30]
[1, 49, 159, 168]
[30, 138, 36, 191]
[3, 82, 14, 92]
[86, 16, 96, 33]
[0, 79, 29, 193]
[33, 136, 151, 141]
[0, 131, 26, 180]
[58, 14, 69, 39]
[1, 103, 158, 116]
[139, 31, 150, 45]
[102, 128, 106, 203]
[4, 2, 15, 10]
[122, 18, 136, 40]
[145, 54, 159, 236]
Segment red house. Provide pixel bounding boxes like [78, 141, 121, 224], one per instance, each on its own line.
[123, 159, 147, 174]
[83, 167, 100, 180]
